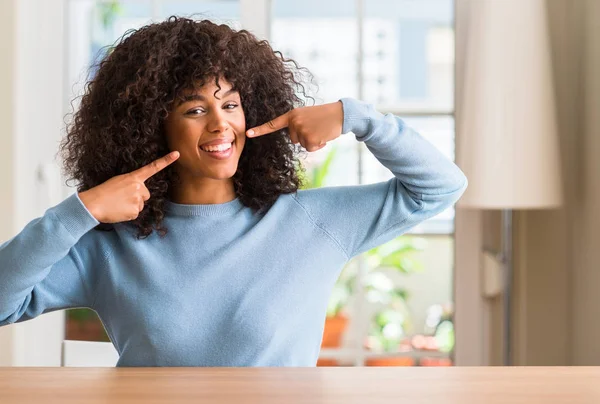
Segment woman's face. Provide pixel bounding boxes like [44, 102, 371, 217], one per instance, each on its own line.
[164, 79, 246, 181]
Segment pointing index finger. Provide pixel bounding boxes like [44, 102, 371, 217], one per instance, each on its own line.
[246, 112, 290, 137]
[134, 151, 180, 181]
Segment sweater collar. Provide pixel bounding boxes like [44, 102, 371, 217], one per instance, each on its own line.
[165, 198, 244, 217]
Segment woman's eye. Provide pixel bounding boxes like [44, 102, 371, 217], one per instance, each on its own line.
[224, 104, 238, 110]
[186, 108, 204, 116]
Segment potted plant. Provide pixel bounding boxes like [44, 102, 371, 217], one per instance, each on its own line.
[319, 234, 425, 366]
[66, 308, 110, 342]
[361, 236, 426, 366]
[364, 299, 415, 366]
[417, 302, 455, 366]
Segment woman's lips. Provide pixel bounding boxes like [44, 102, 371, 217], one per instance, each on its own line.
[198, 142, 234, 160]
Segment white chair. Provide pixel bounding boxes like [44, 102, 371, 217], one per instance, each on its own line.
[61, 340, 119, 367]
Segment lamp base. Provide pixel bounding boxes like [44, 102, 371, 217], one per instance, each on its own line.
[502, 209, 513, 366]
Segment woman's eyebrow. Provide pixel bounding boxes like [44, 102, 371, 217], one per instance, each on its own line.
[178, 89, 238, 105]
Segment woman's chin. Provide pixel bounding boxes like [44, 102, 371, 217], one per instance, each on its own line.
[200, 167, 238, 180]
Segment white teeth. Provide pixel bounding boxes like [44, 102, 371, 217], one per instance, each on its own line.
[201, 142, 232, 152]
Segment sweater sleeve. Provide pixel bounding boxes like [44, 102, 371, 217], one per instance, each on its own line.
[0, 193, 101, 325]
[293, 98, 468, 259]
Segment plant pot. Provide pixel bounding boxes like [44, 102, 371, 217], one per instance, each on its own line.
[66, 318, 109, 342]
[317, 315, 349, 367]
[316, 358, 339, 367]
[365, 356, 415, 367]
[321, 315, 348, 348]
[420, 357, 452, 367]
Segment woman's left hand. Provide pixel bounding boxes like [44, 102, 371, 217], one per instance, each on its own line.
[246, 101, 343, 152]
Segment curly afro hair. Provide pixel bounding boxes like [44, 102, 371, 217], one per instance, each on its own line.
[60, 17, 313, 239]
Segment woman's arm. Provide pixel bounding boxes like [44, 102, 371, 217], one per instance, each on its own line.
[288, 98, 467, 259]
[0, 151, 178, 325]
[0, 193, 101, 325]
[0, 150, 179, 325]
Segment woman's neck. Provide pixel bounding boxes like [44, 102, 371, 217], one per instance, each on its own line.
[169, 177, 237, 205]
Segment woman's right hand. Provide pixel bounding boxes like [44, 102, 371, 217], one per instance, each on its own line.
[78, 151, 180, 223]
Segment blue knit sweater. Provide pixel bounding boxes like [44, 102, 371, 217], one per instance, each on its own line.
[0, 98, 467, 366]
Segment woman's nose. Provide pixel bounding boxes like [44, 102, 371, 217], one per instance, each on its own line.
[207, 111, 229, 133]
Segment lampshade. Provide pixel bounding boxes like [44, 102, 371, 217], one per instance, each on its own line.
[456, 0, 563, 209]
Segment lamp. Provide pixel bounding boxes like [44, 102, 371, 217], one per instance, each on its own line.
[457, 0, 563, 365]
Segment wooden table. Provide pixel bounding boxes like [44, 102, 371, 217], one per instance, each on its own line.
[1, 367, 599, 403]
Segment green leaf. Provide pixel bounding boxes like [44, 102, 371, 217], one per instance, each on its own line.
[375, 309, 404, 328]
[391, 288, 410, 302]
[311, 147, 337, 188]
[67, 308, 96, 322]
[378, 250, 421, 273]
[434, 320, 455, 352]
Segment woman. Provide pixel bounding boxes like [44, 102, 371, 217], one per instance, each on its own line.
[0, 17, 466, 366]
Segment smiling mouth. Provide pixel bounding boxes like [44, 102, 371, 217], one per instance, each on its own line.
[198, 141, 234, 160]
[199, 142, 233, 153]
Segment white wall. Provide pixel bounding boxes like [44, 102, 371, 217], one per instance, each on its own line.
[0, 0, 67, 366]
[0, 0, 18, 368]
